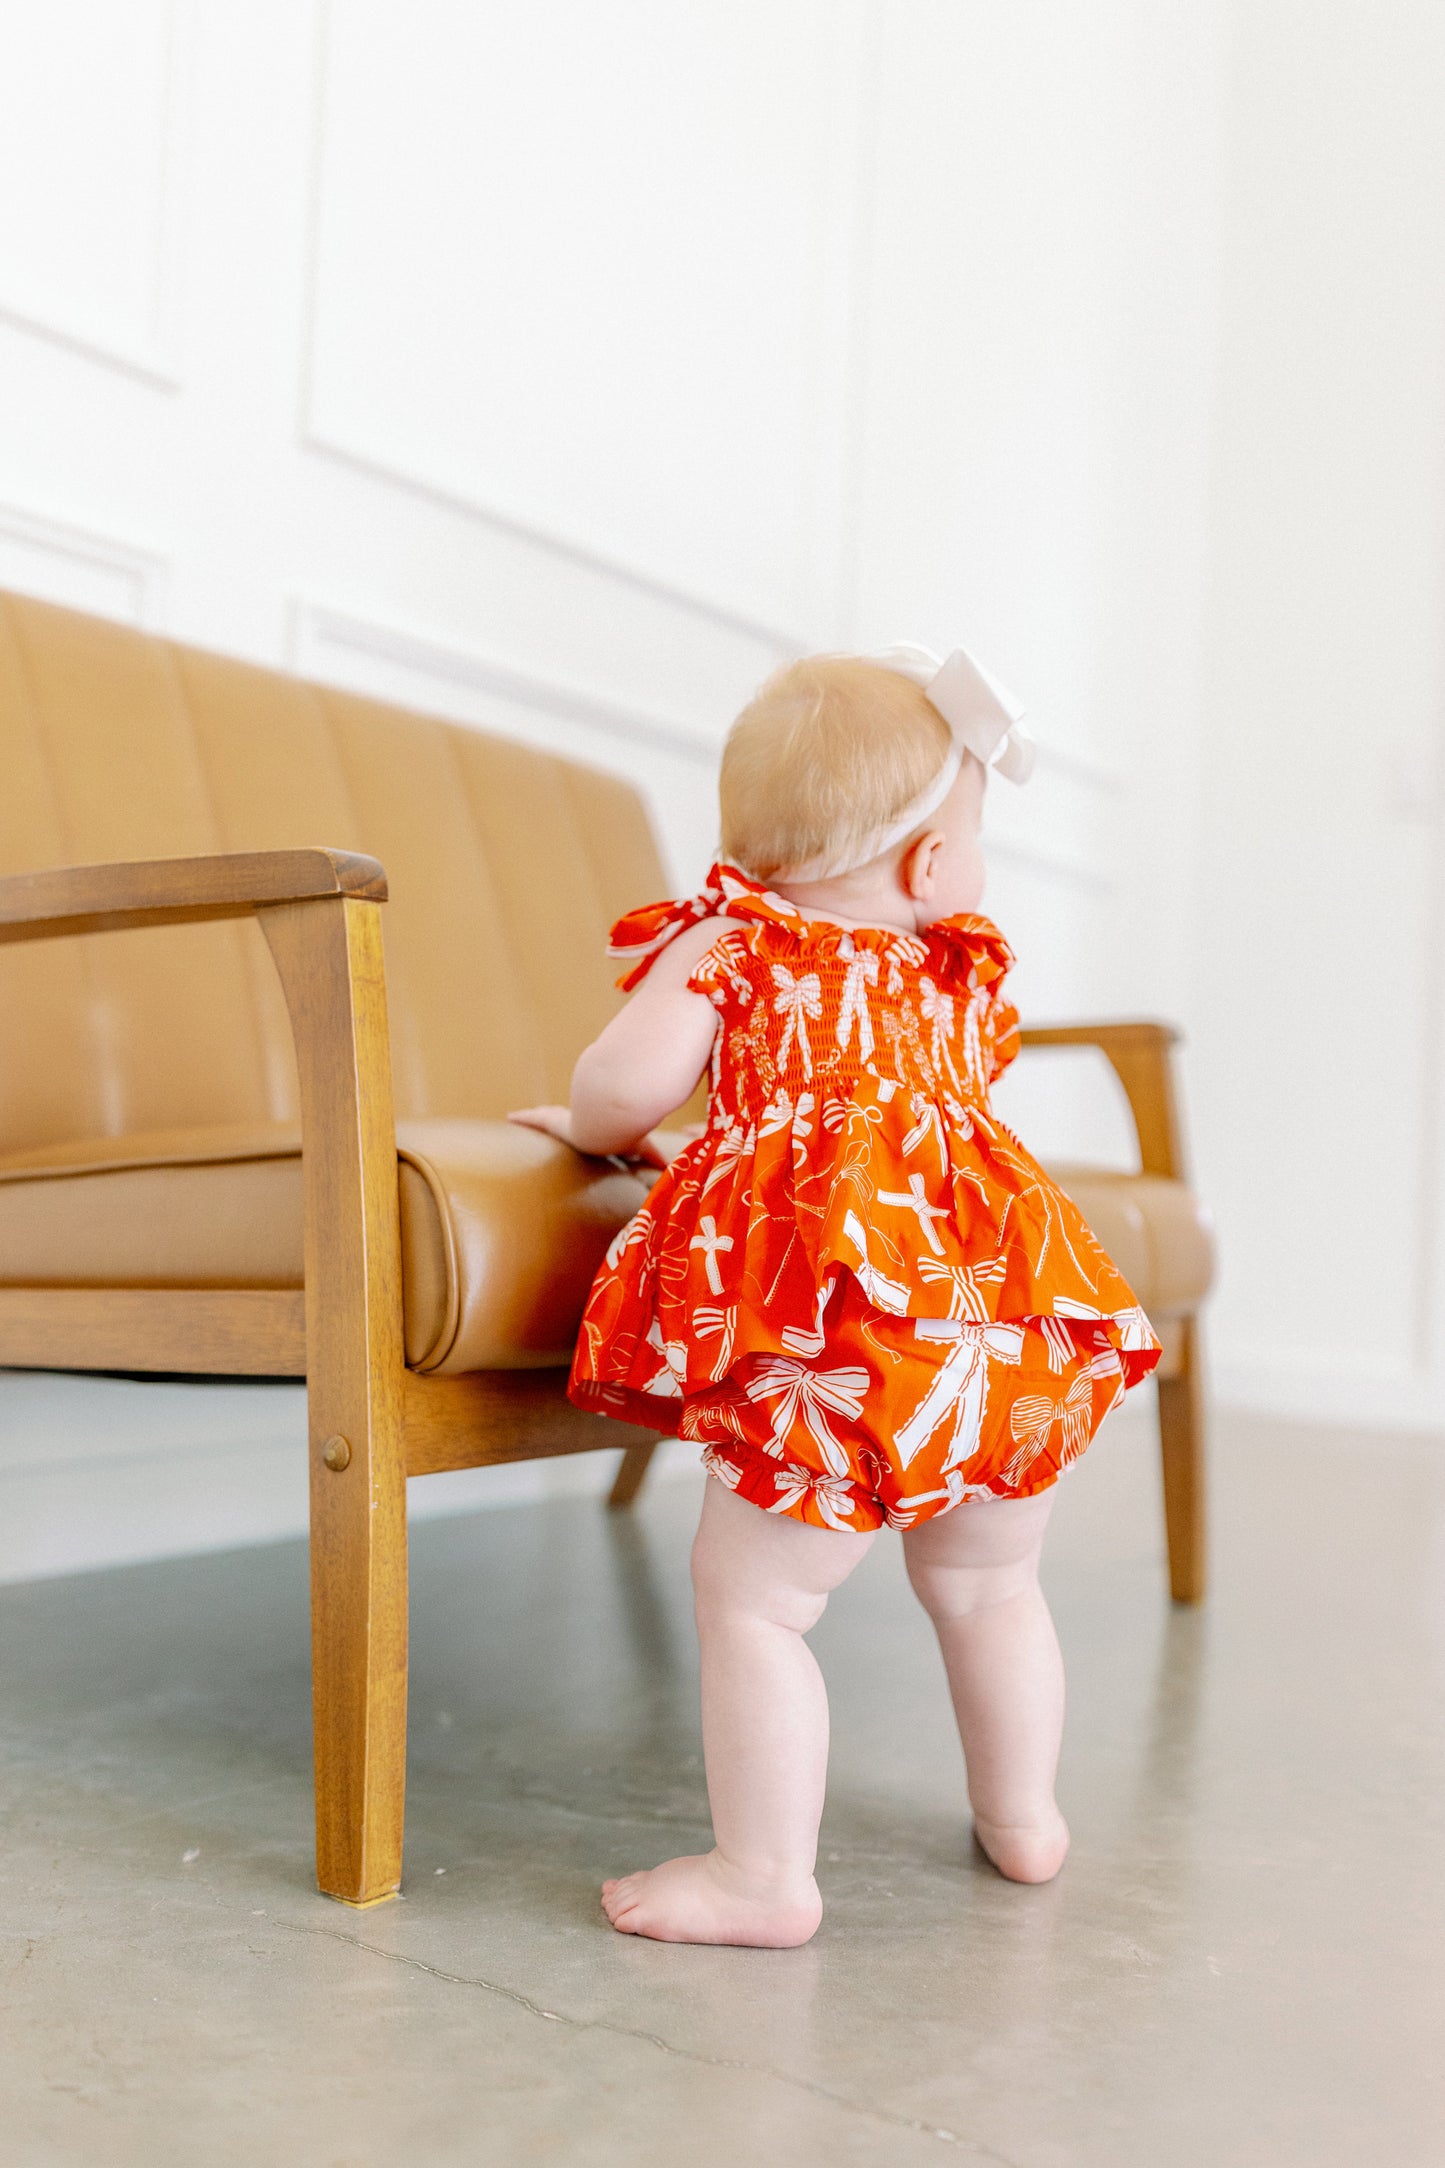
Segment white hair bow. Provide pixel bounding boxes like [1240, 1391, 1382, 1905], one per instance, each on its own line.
[765, 639, 1034, 884]
[870, 642, 1036, 786]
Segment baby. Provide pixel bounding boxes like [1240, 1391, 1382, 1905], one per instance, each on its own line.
[512, 646, 1160, 1947]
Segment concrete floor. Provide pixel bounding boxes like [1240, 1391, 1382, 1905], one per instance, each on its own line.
[3, 1402, 1444, 2167]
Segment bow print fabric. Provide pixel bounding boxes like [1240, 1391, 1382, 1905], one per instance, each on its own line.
[571, 864, 1160, 1532]
[771, 964, 823, 1077]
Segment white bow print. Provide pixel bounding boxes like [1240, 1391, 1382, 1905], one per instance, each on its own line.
[918, 1252, 1009, 1322]
[895, 1318, 1025, 1470]
[960, 983, 991, 1088]
[605, 1209, 651, 1273]
[835, 945, 879, 1061]
[902, 1096, 947, 1167]
[701, 1119, 749, 1198]
[640, 1317, 687, 1399]
[693, 1302, 737, 1380]
[917, 976, 957, 1083]
[885, 1466, 1002, 1526]
[767, 1461, 860, 1533]
[1054, 1296, 1157, 1352]
[841, 1208, 909, 1313]
[779, 1277, 836, 1358]
[771, 964, 823, 1077]
[1007, 1371, 1094, 1479]
[744, 1356, 869, 1474]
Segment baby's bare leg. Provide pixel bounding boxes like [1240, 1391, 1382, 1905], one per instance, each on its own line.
[601, 1478, 875, 1946]
[902, 1492, 1069, 1883]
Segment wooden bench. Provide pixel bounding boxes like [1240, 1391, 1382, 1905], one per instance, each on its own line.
[0, 590, 1213, 1904]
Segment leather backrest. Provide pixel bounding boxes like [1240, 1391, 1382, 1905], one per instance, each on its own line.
[0, 591, 669, 1151]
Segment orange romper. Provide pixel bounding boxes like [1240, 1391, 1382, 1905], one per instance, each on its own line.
[569, 864, 1161, 1534]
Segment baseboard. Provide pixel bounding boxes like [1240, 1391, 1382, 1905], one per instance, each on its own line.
[0, 1373, 698, 1585]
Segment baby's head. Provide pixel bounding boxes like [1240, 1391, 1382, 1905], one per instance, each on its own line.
[720, 654, 988, 923]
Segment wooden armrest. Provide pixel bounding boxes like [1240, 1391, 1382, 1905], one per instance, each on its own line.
[1019, 1018, 1179, 1054]
[1018, 1017, 1188, 1181]
[0, 847, 387, 945]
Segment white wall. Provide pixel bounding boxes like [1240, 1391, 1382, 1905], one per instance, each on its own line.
[852, 1, 1219, 1044]
[1192, 0, 1445, 1429]
[11, 1, 1425, 1577]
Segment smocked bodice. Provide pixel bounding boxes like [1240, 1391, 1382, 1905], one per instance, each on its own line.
[611, 863, 1021, 1127]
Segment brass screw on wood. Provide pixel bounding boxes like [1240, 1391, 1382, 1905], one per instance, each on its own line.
[321, 1434, 352, 1472]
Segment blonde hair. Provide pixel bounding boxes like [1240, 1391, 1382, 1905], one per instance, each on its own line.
[719, 655, 952, 883]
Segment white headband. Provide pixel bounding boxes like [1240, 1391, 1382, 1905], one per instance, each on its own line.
[776, 641, 1035, 884]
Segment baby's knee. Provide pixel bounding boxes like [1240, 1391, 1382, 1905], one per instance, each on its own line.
[902, 1494, 1051, 1621]
[690, 1542, 830, 1637]
[905, 1550, 1039, 1624]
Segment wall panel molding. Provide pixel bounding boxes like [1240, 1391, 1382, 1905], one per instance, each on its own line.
[0, 0, 192, 389]
[0, 296, 179, 394]
[984, 752, 1124, 893]
[287, 602, 1117, 896]
[288, 598, 718, 767]
[0, 499, 168, 627]
[296, 3, 861, 659]
[298, 433, 808, 661]
[986, 835, 1115, 894]
[287, 601, 1129, 913]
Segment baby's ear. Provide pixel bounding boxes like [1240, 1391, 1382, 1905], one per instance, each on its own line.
[901, 831, 945, 901]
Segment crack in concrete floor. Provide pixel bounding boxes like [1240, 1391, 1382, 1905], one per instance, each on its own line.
[274, 1915, 1023, 2163]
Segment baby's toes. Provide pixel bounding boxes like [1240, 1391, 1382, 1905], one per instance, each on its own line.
[601, 1876, 636, 1922]
[602, 1876, 647, 1929]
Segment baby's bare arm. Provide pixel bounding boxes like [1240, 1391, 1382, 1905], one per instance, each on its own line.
[510, 918, 729, 1157]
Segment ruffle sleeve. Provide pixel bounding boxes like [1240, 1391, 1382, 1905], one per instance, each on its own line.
[608, 882, 728, 992]
[928, 913, 1015, 991]
[989, 998, 1021, 1082]
[608, 861, 820, 989]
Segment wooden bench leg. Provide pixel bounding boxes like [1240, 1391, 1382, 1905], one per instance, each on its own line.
[1157, 1315, 1207, 1605]
[608, 1437, 661, 1510]
[307, 1382, 408, 1906]
[263, 894, 408, 1905]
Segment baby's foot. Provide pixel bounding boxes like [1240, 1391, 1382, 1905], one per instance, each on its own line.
[601, 1850, 823, 1946]
[973, 1809, 1071, 1884]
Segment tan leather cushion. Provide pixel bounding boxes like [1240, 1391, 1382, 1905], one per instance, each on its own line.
[394, 1123, 650, 1371]
[0, 1122, 650, 1373]
[0, 1129, 1212, 1373]
[1046, 1163, 1216, 1319]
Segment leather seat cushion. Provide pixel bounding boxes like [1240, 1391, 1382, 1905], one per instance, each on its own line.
[1045, 1163, 1216, 1319]
[0, 1121, 652, 1374]
[0, 1128, 1213, 1373]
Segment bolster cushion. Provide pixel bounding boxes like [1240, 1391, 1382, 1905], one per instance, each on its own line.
[0, 1127, 1213, 1374]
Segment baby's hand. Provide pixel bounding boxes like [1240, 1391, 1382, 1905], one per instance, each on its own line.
[507, 1107, 672, 1170]
[508, 1104, 577, 1149]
